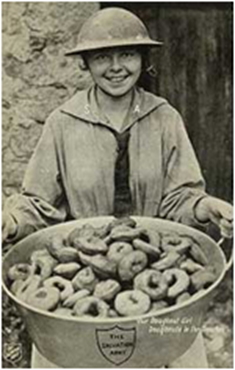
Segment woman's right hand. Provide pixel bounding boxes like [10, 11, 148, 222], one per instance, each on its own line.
[2, 213, 18, 244]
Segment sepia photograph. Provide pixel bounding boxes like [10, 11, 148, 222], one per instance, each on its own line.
[2, 1, 233, 368]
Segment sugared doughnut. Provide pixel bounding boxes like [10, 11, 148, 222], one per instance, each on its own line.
[8, 263, 34, 282]
[72, 267, 98, 292]
[53, 262, 82, 279]
[107, 241, 133, 263]
[109, 225, 146, 243]
[190, 269, 216, 291]
[72, 236, 108, 255]
[78, 253, 116, 279]
[73, 297, 109, 318]
[134, 269, 168, 301]
[43, 276, 74, 301]
[118, 251, 148, 281]
[15, 275, 42, 301]
[63, 289, 90, 308]
[26, 286, 60, 311]
[93, 279, 121, 301]
[150, 300, 168, 312]
[133, 239, 160, 259]
[53, 307, 74, 317]
[30, 249, 57, 280]
[115, 290, 151, 316]
[162, 268, 190, 298]
[151, 251, 181, 271]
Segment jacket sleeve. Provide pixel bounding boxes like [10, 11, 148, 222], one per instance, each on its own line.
[159, 107, 208, 227]
[3, 116, 67, 242]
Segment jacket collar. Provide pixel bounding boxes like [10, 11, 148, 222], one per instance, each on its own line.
[60, 85, 167, 127]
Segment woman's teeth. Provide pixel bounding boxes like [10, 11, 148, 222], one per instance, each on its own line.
[107, 76, 127, 82]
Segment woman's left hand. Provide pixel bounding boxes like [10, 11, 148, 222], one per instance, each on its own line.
[195, 196, 233, 238]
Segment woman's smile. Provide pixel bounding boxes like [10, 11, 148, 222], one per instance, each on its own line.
[105, 75, 128, 83]
[104, 74, 130, 89]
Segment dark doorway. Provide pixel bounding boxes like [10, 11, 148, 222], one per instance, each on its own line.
[101, 2, 233, 204]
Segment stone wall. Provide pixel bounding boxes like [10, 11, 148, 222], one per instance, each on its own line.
[2, 2, 99, 205]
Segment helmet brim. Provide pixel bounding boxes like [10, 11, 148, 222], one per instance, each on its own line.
[65, 39, 163, 56]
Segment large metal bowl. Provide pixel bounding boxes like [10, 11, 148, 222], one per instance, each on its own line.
[2, 217, 230, 368]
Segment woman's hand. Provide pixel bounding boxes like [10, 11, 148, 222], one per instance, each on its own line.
[195, 196, 233, 238]
[2, 213, 18, 244]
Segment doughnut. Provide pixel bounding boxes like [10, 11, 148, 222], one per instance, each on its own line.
[175, 236, 193, 254]
[11, 279, 25, 295]
[53, 262, 82, 279]
[189, 242, 209, 266]
[176, 292, 191, 304]
[72, 267, 98, 292]
[94, 224, 112, 239]
[107, 241, 133, 263]
[190, 269, 216, 291]
[133, 239, 160, 259]
[161, 233, 181, 252]
[77, 251, 90, 266]
[103, 218, 137, 244]
[15, 275, 42, 301]
[78, 253, 116, 279]
[151, 251, 181, 271]
[71, 236, 108, 255]
[76, 224, 96, 238]
[109, 225, 146, 243]
[162, 268, 190, 298]
[108, 308, 119, 318]
[161, 234, 192, 255]
[8, 263, 34, 282]
[150, 300, 168, 312]
[114, 290, 151, 317]
[25, 286, 60, 311]
[109, 217, 137, 229]
[146, 229, 161, 249]
[30, 249, 57, 280]
[46, 234, 65, 259]
[63, 289, 90, 308]
[175, 254, 187, 269]
[134, 269, 168, 301]
[73, 297, 109, 318]
[93, 279, 121, 301]
[118, 251, 148, 281]
[53, 307, 74, 317]
[69, 223, 94, 237]
[43, 276, 74, 301]
[180, 258, 204, 274]
[56, 247, 79, 263]
[67, 224, 96, 247]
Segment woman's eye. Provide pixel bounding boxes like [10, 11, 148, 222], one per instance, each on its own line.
[121, 52, 135, 59]
[94, 54, 109, 62]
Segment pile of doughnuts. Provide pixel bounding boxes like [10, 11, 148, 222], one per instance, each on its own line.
[8, 218, 217, 318]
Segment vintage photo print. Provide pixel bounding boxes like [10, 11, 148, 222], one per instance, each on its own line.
[2, 1, 233, 368]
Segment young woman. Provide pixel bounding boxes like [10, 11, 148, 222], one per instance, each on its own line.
[2, 7, 232, 368]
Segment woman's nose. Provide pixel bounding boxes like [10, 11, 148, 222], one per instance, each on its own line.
[110, 54, 123, 71]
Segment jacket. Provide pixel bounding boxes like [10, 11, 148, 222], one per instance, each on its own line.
[5, 86, 207, 241]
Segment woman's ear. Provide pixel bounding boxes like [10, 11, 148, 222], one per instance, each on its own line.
[146, 64, 157, 77]
[78, 56, 88, 71]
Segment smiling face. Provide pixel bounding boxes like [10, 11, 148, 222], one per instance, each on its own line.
[84, 47, 142, 97]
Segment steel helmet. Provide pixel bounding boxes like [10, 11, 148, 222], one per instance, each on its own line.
[65, 7, 162, 55]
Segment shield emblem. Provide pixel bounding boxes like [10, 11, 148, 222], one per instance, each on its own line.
[96, 325, 136, 366]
